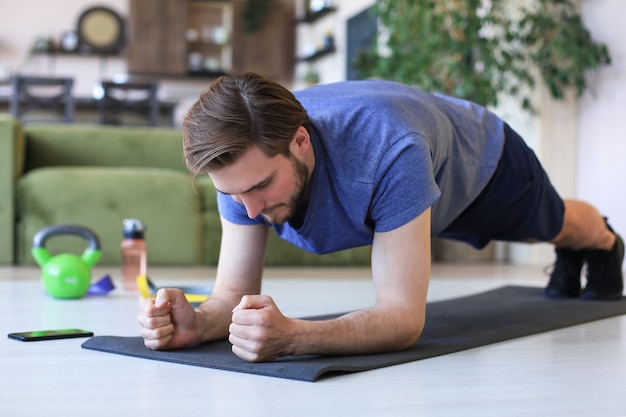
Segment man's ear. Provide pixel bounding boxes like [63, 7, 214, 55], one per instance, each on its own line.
[291, 126, 311, 155]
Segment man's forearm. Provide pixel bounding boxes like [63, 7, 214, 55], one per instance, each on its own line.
[288, 305, 424, 356]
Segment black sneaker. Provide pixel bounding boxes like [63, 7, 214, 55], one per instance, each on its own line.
[582, 230, 624, 301]
[545, 247, 585, 298]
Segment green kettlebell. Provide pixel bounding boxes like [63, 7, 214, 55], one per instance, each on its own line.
[32, 225, 101, 299]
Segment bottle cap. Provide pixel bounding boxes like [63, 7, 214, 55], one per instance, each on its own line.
[122, 218, 145, 239]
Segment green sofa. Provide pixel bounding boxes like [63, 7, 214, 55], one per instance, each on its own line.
[0, 116, 371, 267]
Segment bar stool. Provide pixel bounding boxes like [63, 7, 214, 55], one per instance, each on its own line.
[10, 75, 74, 123]
[98, 80, 160, 126]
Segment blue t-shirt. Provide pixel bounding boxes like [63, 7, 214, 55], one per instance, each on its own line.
[217, 80, 504, 254]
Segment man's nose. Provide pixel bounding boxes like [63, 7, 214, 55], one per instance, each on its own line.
[239, 194, 265, 219]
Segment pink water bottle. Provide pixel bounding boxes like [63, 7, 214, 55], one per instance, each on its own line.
[121, 218, 147, 290]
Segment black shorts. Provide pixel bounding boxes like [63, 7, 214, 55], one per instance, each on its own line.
[438, 123, 565, 249]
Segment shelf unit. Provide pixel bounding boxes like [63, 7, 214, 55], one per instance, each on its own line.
[185, 1, 233, 77]
[127, 0, 233, 77]
[127, 0, 294, 82]
[296, 5, 337, 63]
[300, 5, 337, 23]
[297, 45, 336, 62]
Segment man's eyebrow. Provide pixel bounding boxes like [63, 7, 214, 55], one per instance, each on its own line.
[215, 173, 275, 195]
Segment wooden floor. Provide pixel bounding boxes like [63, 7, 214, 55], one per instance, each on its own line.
[1, 263, 625, 416]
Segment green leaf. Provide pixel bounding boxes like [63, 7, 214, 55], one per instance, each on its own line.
[355, 0, 611, 112]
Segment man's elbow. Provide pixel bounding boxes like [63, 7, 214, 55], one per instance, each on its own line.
[396, 317, 425, 350]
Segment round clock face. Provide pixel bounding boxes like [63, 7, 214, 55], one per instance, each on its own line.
[77, 7, 124, 53]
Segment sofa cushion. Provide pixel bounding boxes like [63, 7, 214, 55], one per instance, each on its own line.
[16, 166, 203, 266]
[193, 175, 221, 265]
[265, 232, 372, 266]
[23, 124, 188, 172]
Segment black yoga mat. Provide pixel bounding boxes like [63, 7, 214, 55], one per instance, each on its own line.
[82, 285, 626, 382]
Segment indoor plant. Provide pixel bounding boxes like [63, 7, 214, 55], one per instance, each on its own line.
[357, 0, 611, 113]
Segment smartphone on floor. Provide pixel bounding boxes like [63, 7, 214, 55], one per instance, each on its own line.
[7, 328, 94, 342]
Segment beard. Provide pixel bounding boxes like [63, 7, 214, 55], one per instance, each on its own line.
[260, 155, 309, 225]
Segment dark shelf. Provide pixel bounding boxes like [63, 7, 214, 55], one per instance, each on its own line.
[299, 6, 337, 24]
[125, 71, 225, 81]
[31, 49, 121, 57]
[186, 69, 228, 78]
[297, 46, 336, 63]
[186, 41, 230, 48]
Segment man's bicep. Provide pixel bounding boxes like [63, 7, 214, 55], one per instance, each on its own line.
[213, 216, 269, 296]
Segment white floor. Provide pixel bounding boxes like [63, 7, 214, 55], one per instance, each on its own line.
[1, 263, 625, 416]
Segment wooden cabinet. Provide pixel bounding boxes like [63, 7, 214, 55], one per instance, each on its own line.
[231, 0, 294, 83]
[127, 0, 294, 83]
[127, 0, 187, 75]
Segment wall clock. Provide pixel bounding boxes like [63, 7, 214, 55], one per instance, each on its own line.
[77, 6, 125, 54]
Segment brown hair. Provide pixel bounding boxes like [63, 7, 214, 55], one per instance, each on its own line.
[182, 72, 310, 174]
